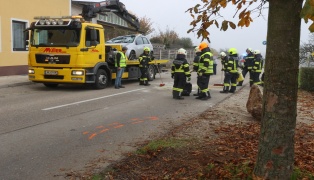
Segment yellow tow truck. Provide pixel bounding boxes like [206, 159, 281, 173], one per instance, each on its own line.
[25, 1, 168, 89]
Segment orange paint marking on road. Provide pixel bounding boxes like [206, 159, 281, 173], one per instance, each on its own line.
[131, 118, 141, 121]
[147, 116, 159, 121]
[109, 122, 120, 126]
[131, 120, 144, 124]
[96, 126, 104, 129]
[88, 133, 97, 140]
[83, 131, 89, 135]
[114, 124, 124, 129]
[99, 128, 109, 133]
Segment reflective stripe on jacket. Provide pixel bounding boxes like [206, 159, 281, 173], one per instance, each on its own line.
[115, 51, 127, 68]
[253, 54, 263, 72]
[198, 52, 214, 75]
[171, 55, 191, 77]
[139, 53, 151, 68]
[227, 55, 239, 73]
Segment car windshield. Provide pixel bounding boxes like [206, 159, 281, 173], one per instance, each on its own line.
[107, 35, 135, 43]
[31, 28, 81, 47]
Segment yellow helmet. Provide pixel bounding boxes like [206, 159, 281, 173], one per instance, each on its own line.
[199, 42, 209, 51]
[143, 47, 150, 52]
[228, 48, 238, 55]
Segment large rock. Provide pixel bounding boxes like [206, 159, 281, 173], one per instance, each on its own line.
[246, 84, 263, 121]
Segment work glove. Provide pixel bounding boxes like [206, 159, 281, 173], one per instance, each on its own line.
[221, 69, 224, 71]
[197, 72, 203, 77]
[187, 77, 191, 81]
[151, 56, 155, 60]
[171, 74, 174, 79]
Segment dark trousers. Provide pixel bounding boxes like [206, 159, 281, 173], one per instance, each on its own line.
[239, 67, 252, 85]
[197, 75, 210, 93]
[213, 64, 217, 75]
[230, 73, 238, 92]
[173, 73, 186, 97]
[252, 72, 262, 85]
[139, 67, 148, 83]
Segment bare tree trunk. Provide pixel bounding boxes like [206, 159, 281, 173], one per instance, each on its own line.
[253, 0, 302, 179]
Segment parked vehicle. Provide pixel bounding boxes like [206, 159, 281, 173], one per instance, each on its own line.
[25, 1, 168, 89]
[106, 34, 154, 60]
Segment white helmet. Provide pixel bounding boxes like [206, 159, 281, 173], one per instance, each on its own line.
[194, 46, 201, 53]
[253, 50, 261, 55]
[246, 48, 253, 52]
[220, 52, 226, 57]
[177, 48, 187, 55]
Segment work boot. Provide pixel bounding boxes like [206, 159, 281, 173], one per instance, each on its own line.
[193, 89, 200, 96]
[200, 92, 211, 100]
[195, 93, 203, 99]
[139, 81, 144, 85]
[229, 86, 236, 93]
[237, 81, 243, 86]
[220, 86, 229, 93]
[172, 90, 176, 99]
[175, 92, 184, 100]
[144, 80, 150, 86]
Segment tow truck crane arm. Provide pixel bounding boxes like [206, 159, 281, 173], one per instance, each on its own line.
[80, 0, 140, 30]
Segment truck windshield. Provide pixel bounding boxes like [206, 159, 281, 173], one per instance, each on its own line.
[31, 28, 81, 47]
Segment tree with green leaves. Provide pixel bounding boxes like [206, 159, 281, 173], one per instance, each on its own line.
[188, 0, 313, 178]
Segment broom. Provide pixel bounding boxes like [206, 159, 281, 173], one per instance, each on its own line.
[155, 59, 165, 87]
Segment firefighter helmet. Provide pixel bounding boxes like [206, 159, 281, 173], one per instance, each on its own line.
[253, 50, 261, 55]
[198, 42, 209, 51]
[228, 48, 238, 55]
[143, 47, 150, 52]
[177, 48, 187, 55]
[246, 48, 253, 52]
[194, 46, 201, 53]
[220, 52, 226, 57]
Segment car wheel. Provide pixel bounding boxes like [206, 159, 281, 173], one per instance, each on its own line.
[128, 51, 136, 60]
[147, 65, 155, 81]
[43, 83, 59, 88]
[93, 69, 109, 89]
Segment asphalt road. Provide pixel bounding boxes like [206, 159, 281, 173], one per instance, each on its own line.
[0, 67, 236, 179]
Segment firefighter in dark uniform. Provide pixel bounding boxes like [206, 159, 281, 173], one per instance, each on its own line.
[226, 48, 239, 93]
[171, 48, 191, 100]
[252, 50, 263, 86]
[196, 42, 213, 100]
[193, 46, 202, 96]
[237, 48, 254, 86]
[138, 47, 153, 86]
[219, 52, 231, 93]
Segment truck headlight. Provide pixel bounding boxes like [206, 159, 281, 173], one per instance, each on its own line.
[72, 70, 84, 76]
[28, 69, 35, 74]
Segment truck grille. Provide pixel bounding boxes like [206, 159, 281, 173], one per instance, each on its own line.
[36, 54, 70, 64]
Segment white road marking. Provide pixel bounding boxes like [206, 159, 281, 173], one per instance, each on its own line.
[42, 88, 146, 111]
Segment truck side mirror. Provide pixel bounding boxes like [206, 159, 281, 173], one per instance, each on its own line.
[24, 31, 29, 46]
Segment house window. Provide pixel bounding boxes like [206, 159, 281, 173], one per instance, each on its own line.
[12, 20, 27, 51]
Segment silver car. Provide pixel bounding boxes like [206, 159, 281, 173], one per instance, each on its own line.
[106, 34, 154, 60]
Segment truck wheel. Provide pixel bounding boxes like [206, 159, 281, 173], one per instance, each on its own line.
[147, 65, 155, 81]
[128, 51, 136, 60]
[94, 69, 109, 89]
[43, 83, 59, 88]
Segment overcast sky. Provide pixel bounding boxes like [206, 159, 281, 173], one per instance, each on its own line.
[121, 0, 311, 57]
